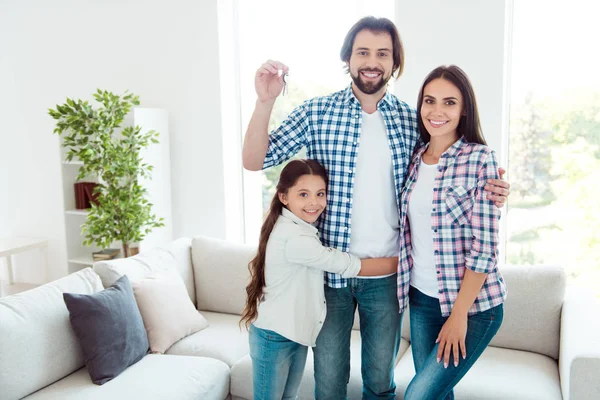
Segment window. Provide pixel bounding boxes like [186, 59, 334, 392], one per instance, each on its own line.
[236, 0, 394, 244]
[507, 0, 600, 297]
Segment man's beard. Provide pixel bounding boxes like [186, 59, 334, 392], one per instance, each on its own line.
[351, 68, 390, 95]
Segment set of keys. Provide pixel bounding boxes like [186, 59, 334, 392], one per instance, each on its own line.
[280, 70, 289, 96]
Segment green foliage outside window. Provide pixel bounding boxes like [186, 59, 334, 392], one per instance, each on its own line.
[507, 89, 600, 296]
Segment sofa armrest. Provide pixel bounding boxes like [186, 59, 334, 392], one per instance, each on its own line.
[559, 288, 600, 400]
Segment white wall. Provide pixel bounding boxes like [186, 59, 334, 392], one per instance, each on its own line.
[394, 0, 511, 159]
[0, 0, 225, 282]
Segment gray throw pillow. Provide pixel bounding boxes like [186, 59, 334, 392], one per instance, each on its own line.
[63, 275, 149, 385]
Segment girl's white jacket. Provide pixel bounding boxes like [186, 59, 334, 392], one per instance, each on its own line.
[253, 208, 361, 346]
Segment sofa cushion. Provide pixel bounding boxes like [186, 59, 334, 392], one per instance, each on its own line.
[132, 270, 208, 354]
[165, 311, 249, 367]
[191, 235, 255, 315]
[0, 268, 104, 400]
[490, 264, 565, 359]
[23, 354, 230, 400]
[394, 345, 562, 400]
[63, 275, 149, 385]
[94, 238, 195, 305]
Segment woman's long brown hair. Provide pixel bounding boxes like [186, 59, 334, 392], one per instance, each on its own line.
[417, 65, 487, 146]
[240, 159, 328, 329]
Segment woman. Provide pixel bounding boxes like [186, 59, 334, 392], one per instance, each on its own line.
[398, 65, 507, 400]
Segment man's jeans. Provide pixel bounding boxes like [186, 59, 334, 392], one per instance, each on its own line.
[249, 324, 308, 400]
[314, 274, 402, 399]
[405, 286, 504, 400]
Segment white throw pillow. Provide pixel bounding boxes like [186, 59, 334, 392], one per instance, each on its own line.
[132, 270, 208, 354]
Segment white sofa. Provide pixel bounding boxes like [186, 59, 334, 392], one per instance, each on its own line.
[1, 235, 599, 400]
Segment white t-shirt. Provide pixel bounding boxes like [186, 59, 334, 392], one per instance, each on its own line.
[349, 110, 399, 279]
[408, 157, 439, 298]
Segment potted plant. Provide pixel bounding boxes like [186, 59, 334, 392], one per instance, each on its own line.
[49, 90, 165, 258]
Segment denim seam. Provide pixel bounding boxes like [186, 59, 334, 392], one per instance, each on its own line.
[261, 331, 269, 397]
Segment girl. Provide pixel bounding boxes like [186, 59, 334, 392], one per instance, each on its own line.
[240, 159, 398, 400]
[398, 66, 507, 400]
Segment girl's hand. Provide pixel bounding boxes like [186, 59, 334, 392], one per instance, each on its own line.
[357, 256, 398, 276]
[436, 312, 468, 368]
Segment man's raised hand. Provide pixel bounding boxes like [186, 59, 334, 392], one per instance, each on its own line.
[255, 60, 289, 103]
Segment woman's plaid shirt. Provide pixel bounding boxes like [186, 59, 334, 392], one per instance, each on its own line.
[397, 138, 507, 316]
[262, 85, 420, 288]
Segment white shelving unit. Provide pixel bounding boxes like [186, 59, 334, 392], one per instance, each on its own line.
[64, 210, 89, 216]
[59, 108, 173, 274]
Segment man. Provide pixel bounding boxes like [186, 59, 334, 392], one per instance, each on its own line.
[242, 16, 509, 399]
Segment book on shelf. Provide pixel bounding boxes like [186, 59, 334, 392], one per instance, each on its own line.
[83, 183, 100, 207]
[74, 182, 99, 210]
[92, 248, 120, 261]
[74, 182, 87, 209]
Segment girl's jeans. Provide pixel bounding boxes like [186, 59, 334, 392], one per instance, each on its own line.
[249, 324, 308, 400]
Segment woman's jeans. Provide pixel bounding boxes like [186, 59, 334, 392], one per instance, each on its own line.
[249, 324, 308, 400]
[405, 286, 504, 400]
[313, 274, 402, 399]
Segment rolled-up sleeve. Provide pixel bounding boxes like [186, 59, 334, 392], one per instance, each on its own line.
[262, 102, 309, 169]
[464, 150, 501, 274]
[285, 233, 361, 278]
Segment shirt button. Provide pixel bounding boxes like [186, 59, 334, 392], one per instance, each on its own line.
[433, 208, 436, 212]
[433, 229, 438, 233]
[347, 168, 352, 173]
[437, 270, 441, 274]
[346, 198, 350, 203]
[319, 321, 323, 324]
[434, 250, 439, 254]
[353, 141, 357, 145]
[355, 115, 360, 119]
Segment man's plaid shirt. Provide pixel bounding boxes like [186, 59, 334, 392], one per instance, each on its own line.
[263, 85, 420, 288]
[397, 138, 507, 316]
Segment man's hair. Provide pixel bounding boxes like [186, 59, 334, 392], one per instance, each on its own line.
[340, 16, 404, 79]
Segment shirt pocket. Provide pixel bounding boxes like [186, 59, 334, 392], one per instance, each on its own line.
[444, 185, 474, 226]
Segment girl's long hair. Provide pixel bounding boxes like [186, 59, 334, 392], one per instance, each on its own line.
[240, 159, 328, 329]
